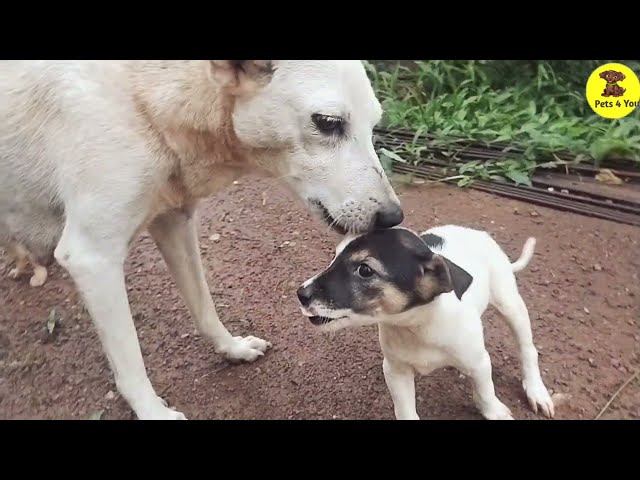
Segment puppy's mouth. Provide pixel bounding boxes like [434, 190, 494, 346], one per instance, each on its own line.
[299, 306, 347, 326]
[309, 199, 348, 235]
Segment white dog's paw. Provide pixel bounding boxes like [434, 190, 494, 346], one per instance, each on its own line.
[8, 268, 21, 280]
[523, 377, 555, 418]
[162, 409, 187, 420]
[29, 273, 47, 287]
[219, 335, 272, 362]
[137, 398, 187, 420]
[481, 400, 514, 420]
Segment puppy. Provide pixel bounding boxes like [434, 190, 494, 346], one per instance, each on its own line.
[2, 241, 48, 287]
[297, 225, 555, 420]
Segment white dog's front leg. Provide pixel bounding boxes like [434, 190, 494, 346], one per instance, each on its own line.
[149, 207, 271, 362]
[55, 224, 185, 420]
[383, 357, 419, 420]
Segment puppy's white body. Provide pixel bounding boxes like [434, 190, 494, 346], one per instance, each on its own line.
[303, 224, 553, 420]
[0, 60, 401, 420]
[378, 225, 552, 420]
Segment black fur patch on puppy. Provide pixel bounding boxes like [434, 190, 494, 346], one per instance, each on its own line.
[421, 233, 445, 250]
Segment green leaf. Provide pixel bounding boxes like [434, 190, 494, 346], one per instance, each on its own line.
[458, 161, 480, 174]
[455, 109, 468, 121]
[505, 170, 532, 186]
[378, 148, 406, 164]
[379, 154, 393, 174]
[457, 176, 473, 187]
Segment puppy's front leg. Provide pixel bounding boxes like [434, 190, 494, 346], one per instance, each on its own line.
[149, 206, 271, 362]
[383, 357, 419, 420]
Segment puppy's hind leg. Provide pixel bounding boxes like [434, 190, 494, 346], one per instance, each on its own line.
[490, 271, 554, 418]
[462, 348, 513, 420]
[148, 205, 271, 362]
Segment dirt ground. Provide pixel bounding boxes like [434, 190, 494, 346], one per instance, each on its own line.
[1, 176, 638, 420]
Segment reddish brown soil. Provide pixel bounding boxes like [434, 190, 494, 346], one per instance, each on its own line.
[1, 176, 638, 420]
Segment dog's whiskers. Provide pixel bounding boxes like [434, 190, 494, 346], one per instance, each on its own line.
[271, 172, 297, 182]
[327, 212, 346, 234]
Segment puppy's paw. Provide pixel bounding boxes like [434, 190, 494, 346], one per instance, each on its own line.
[219, 335, 272, 362]
[482, 400, 514, 420]
[523, 377, 555, 418]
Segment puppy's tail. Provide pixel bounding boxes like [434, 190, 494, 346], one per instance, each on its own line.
[511, 237, 536, 273]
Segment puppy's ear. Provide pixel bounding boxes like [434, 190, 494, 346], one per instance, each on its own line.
[209, 60, 275, 95]
[418, 254, 473, 302]
[599, 71, 608, 79]
[618, 72, 626, 81]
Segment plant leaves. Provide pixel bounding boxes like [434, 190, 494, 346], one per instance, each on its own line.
[505, 170, 532, 186]
[378, 148, 406, 164]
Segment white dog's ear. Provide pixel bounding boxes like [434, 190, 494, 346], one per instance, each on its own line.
[209, 60, 275, 95]
[419, 254, 473, 301]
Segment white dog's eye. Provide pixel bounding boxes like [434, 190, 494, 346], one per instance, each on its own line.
[311, 113, 345, 135]
[356, 263, 375, 279]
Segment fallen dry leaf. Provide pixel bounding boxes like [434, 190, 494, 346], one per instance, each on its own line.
[595, 168, 623, 185]
[88, 410, 104, 420]
[47, 309, 58, 335]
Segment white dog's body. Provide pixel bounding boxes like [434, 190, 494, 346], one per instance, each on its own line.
[379, 225, 553, 420]
[0, 60, 402, 419]
[299, 224, 554, 420]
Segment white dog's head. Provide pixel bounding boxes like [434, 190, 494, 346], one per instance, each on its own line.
[210, 60, 403, 235]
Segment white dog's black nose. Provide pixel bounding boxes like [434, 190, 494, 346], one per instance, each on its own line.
[297, 284, 314, 307]
[374, 204, 404, 229]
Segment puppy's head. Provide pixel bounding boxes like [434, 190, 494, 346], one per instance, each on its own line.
[296, 228, 473, 332]
[210, 60, 403, 235]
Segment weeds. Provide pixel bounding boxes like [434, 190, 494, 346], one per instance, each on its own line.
[365, 60, 640, 186]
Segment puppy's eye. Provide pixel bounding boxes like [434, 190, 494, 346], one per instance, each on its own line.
[311, 113, 345, 135]
[356, 263, 375, 279]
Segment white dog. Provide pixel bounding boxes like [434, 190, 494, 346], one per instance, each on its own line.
[0, 60, 404, 420]
[297, 225, 555, 420]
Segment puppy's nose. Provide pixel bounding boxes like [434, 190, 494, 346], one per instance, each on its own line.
[373, 203, 404, 229]
[297, 284, 314, 307]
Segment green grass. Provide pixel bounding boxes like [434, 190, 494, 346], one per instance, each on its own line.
[365, 60, 640, 186]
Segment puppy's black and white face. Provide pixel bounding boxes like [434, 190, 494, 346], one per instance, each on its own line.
[297, 228, 473, 331]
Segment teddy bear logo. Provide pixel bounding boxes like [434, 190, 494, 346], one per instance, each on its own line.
[599, 70, 626, 97]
